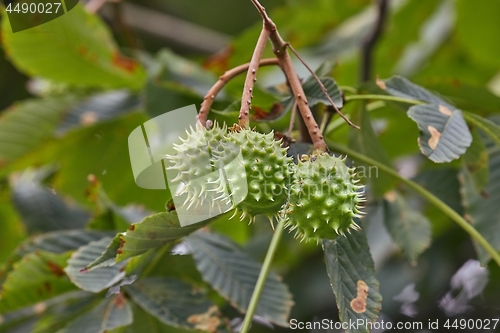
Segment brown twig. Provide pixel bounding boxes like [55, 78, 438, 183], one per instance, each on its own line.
[250, 0, 327, 152]
[238, 27, 271, 128]
[361, 0, 389, 82]
[197, 58, 279, 128]
[286, 44, 360, 130]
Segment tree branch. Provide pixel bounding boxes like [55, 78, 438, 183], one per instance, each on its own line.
[361, 0, 389, 82]
[197, 58, 279, 128]
[250, 0, 327, 151]
[238, 27, 271, 128]
[286, 44, 360, 130]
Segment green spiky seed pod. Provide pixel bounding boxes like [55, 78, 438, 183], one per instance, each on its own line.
[166, 123, 236, 209]
[284, 153, 364, 242]
[220, 129, 293, 222]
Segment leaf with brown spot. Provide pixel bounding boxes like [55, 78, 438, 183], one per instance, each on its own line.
[113, 293, 127, 309]
[323, 223, 382, 333]
[0, 230, 112, 289]
[350, 281, 369, 314]
[125, 303, 232, 333]
[252, 103, 285, 121]
[375, 77, 386, 90]
[0, 251, 76, 313]
[65, 238, 127, 293]
[187, 306, 221, 332]
[47, 261, 65, 277]
[124, 278, 220, 331]
[84, 211, 213, 271]
[374, 77, 472, 162]
[202, 46, 233, 73]
[1, 5, 145, 90]
[408, 104, 472, 162]
[439, 105, 453, 116]
[57, 293, 133, 333]
[427, 125, 441, 150]
[378, 76, 453, 107]
[111, 52, 139, 73]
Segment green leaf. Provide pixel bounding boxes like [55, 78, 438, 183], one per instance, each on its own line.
[65, 238, 127, 293]
[186, 231, 294, 327]
[9, 112, 169, 212]
[122, 303, 208, 333]
[376, 76, 473, 162]
[456, 0, 500, 68]
[31, 295, 101, 333]
[85, 212, 211, 270]
[0, 230, 112, 287]
[57, 294, 132, 333]
[124, 277, 221, 331]
[463, 112, 500, 148]
[283, 77, 343, 112]
[383, 191, 432, 264]
[424, 81, 500, 115]
[377, 76, 451, 106]
[323, 226, 382, 333]
[154, 49, 218, 97]
[0, 252, 76, 314]
[460, 139, 500, 265]
[56, 90, 141, 135]
[376, 0, 447, 77]
[1, 5, 145, 90]
[463, 129, 489, 192]
[11, 179, 90, 234]
[348, 104, 395, 196]
[407, 104, 472, 162]
[144, 49, 218, 118]
[412, 168, 464, 216]
[85, 181, 153, 232]
[0, 96, 80, 166]
[0, 199, 26, 265]
[16, 230, 112, 256]
[144, 79, 201, 118]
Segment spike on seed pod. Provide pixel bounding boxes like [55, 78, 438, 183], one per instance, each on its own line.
[165, 122, 235, 209]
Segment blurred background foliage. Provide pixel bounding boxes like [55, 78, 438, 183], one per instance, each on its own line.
[0, 0, 500, 332]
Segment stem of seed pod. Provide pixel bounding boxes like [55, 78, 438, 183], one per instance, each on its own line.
[249, 0, 328, 152]
[238, 26, 270, 129]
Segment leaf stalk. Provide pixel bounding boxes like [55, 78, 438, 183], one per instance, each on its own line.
[239, 218, 285, 333]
